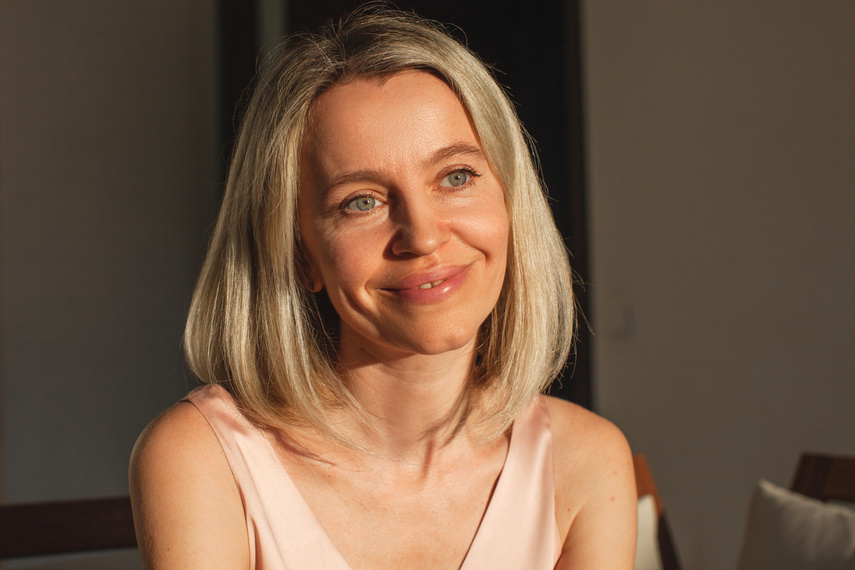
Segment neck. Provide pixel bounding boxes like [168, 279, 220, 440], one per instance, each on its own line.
[337, 340, 478, 464]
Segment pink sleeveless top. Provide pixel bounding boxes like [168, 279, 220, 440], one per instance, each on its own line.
[185, 385, 562, 569]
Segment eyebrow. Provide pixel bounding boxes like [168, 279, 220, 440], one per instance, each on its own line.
[323, 142, 487, 195]
[325, 169, 387, 195]
[422, 142, 486, 169]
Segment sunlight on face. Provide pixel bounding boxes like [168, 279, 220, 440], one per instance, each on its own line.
[299, 71, 509, 363]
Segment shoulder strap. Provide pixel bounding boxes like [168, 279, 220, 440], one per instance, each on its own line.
[461, 396, 562, 569]
[184, 385, 353, 570]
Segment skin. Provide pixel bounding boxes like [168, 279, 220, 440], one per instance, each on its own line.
[298, 71, 509, 366]
[130, 71, 636, 569]
[297, 71, 509, 457]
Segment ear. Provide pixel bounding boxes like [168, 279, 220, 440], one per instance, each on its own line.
[307, 274, 323, 293]
[300, 251, 324, 293]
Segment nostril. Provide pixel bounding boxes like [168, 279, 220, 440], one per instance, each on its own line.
[392, 215, 448, 257]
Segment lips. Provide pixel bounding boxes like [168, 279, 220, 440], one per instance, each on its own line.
[381, 264, 472, 303]
[384, 265, 467, 290]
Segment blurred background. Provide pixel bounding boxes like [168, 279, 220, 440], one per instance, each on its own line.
[1, 1, 853, 569]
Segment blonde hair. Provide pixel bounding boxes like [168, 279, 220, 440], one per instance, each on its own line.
[184, 7, 574, 442]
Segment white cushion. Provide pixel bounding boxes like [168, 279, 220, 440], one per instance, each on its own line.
[737, 479, 855, 570]
[634, 494, 663, 570]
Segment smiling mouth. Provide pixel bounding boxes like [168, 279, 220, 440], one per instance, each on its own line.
[380, 265, 473, 303]
[382, 264, 471, 294]
[416, 279, 447, 290]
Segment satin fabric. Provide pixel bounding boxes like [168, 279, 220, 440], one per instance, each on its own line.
[185, 385, 562, 569]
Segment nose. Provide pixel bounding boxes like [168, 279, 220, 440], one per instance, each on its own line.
[390, 196, 450, 257]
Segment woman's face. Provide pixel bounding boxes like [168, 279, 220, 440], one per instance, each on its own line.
[299, 71, 508, 362]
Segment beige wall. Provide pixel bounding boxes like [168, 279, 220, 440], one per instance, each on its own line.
[0, 0, 218, 511]
[583, 2, 855, 568]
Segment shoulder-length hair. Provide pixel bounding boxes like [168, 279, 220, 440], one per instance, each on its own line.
[184, 6, 574, 442]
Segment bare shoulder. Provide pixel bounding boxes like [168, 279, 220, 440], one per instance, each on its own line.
[543, 396, 637, 569]
[132, 401, 222, 467]
[130, 402, 249, 569]
[543, 396, 632, 476]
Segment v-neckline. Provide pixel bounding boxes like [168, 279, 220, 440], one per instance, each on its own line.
[260, 419, 520, 570]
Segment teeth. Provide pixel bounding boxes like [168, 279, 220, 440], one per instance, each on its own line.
[417, 279, 445, 289]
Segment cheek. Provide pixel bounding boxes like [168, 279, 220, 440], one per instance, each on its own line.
[484, 203, 510, 292]
[465, 198, 509, 259]
[493, 208, 510, 249]
[313, 228, 380, 291]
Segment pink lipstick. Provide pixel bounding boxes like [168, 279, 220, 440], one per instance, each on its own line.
[382, 264, 472, 304]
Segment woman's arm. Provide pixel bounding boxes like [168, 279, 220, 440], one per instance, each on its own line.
[546, 397, 638, 569]
[129, 402, 250, 570]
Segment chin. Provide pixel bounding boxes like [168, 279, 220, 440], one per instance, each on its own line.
[410, 338, 476, 357]
[338, 308, 490, 361]
[389, 321, 482, 357]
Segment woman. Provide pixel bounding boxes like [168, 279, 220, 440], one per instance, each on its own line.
[130, 7, 636, 569]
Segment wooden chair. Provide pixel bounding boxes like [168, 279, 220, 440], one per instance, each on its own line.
[0, 496, 136, 559]
[790, 452, 855, 503]
[634, 454, 681, 570]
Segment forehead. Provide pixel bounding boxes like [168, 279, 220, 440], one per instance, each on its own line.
[302, 71, 481, 174]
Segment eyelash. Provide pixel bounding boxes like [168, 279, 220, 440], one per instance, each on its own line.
[440, 167, 481, 188]
[342, 194, 381, 213]
[339, 167, 482, 213]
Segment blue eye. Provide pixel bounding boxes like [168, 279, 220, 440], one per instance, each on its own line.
[345, 196, 377, 211]
[441, 170, 470, 187]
